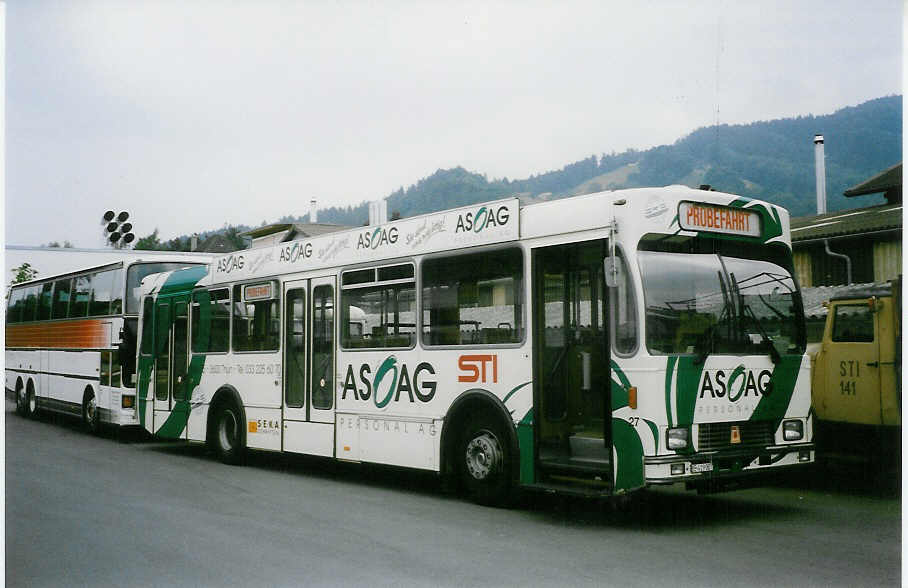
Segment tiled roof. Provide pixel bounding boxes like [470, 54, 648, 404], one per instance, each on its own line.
[800, 282, 891, 319]
[790, 203, 902, 242]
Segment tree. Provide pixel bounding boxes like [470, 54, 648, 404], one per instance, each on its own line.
[44, 241, 74, 248]
[222, 226, 247, 250]
[134, 229, 163, 250]
[7, 263, 38, 299]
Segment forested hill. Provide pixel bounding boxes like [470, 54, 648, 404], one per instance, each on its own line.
[157, 95, 900, 248]
[303, 95, 900, 227]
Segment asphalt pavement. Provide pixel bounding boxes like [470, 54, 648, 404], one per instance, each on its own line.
[5, 401, 901, 587]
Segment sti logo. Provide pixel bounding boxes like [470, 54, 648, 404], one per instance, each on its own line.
[458, 354, 498, 384]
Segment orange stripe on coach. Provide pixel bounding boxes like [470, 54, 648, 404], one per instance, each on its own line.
[5, 319, 112, 349]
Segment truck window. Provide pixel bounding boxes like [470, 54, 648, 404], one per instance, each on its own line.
[831, 304, 874, 342]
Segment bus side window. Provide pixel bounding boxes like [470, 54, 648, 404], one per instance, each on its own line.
[7, 288, 24, 323]
[70, 274, 92, 318]
[341, 264, 416, 349]
[421, 248, 524, 346]
[192, 288, 230, 353]
[22, 285, 40, 322]
[90, 270, 116, 316]
[232, 284, 279, 352]
[52, 278, 72, 319]
[110, 269, 124, 315]
[38, 282, 54, 320]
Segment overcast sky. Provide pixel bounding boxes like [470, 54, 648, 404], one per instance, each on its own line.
[5, 0, 902, 247]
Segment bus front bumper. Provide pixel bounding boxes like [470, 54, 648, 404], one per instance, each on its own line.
[644, 443, 814, 491]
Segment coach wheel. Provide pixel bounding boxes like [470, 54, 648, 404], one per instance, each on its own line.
[215, 402, 245, 465]
[14, 379, 25, 416]
[82, 390, 101, 435]
[459, 414, 512, 507]
[25, 381, 38, 419]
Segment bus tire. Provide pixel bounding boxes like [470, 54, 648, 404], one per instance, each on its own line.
[459, 413, 513, 507]
[214, 401, 245, 465]
[25, 380, 38, 419]
[82, 388, 101, 435]
[14, 378, 25, 416]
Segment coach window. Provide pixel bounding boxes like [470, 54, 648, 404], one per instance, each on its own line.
[52, 278, 72, 319]
[232, 283, 280, 352]
[110, 269, 125, 315]
[422, 248, 524, 346]
[7, 288, 24, 323]
[70, 274, 92, 317]
[22, 286, 40, 322]
[341, 263, 416, 349]
[38, 282, 54, 320]
[192, 288, 230, 353]
[610, 250, 638, 355]
[90, 270, 116, 316]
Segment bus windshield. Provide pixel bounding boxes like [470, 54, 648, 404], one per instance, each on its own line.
[638, 237, 805, 357]
[126, 262, 204, 314]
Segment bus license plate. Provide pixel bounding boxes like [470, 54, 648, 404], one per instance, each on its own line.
[691, 462, 713, 473]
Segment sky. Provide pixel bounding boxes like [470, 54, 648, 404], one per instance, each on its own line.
[4, 0, 903, 248]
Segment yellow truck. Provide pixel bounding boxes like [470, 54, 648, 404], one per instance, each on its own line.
[809, 277, 901, 465]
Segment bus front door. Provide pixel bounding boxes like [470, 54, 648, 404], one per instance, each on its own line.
[533, 240, 612, 485]
[152, 294, 191, 439]
[282, 276, 336, 456]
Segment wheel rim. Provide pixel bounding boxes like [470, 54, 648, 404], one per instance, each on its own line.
[16, 385, 23, 411]
[465, 430, 503, 481]
[28, 391, 36, 414]
[218, 409, 237, 452]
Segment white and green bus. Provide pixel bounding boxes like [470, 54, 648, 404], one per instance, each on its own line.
[136, 186, 813, 504]
[6, 254, 209, 431]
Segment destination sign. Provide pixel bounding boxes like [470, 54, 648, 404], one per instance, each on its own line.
[243, 282, 273, 301]
[678, 201, 761, 238]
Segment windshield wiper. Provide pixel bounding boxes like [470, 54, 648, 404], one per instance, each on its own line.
[730, 272, 781, 365]
[693, 271, 733, 365]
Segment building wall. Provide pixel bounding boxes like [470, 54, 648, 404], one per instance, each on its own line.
[793, 250, 813, 287]
[873, 239, 902, 282]
[793, 234, 900, 287]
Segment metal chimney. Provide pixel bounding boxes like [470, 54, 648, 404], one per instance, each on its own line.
[814, 134, 827, 215]
[368, 199, 388, 225]
[310, 199, 318, 223]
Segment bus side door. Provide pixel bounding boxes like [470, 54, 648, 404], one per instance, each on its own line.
[282, 276, 336, 456]
[152, 294, 191, 438]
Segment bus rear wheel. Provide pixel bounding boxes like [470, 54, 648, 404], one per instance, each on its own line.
[214, 402, 245, 465]
[459, 414, 513, 507]
[25, 382, 38, 419]
[14, 380, 25, 416]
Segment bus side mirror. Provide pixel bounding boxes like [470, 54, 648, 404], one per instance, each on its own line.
[604, 257, 618, 288]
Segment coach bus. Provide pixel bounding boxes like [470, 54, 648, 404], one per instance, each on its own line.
[136, 186, 814, 504]
[6, 254, 209, 432]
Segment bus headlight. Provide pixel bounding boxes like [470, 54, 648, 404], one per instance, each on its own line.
[783, 419, 803, 441]
[122, 394, 135, 409]
[667, 427, 690, 450]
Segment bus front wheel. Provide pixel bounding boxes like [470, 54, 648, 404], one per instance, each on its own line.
[82, 390, 100, 434]
[214, 402, 245, 465]
[459, 414, 512, 507]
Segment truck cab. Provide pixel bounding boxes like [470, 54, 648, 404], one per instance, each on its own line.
[809, 278, 901, 459]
